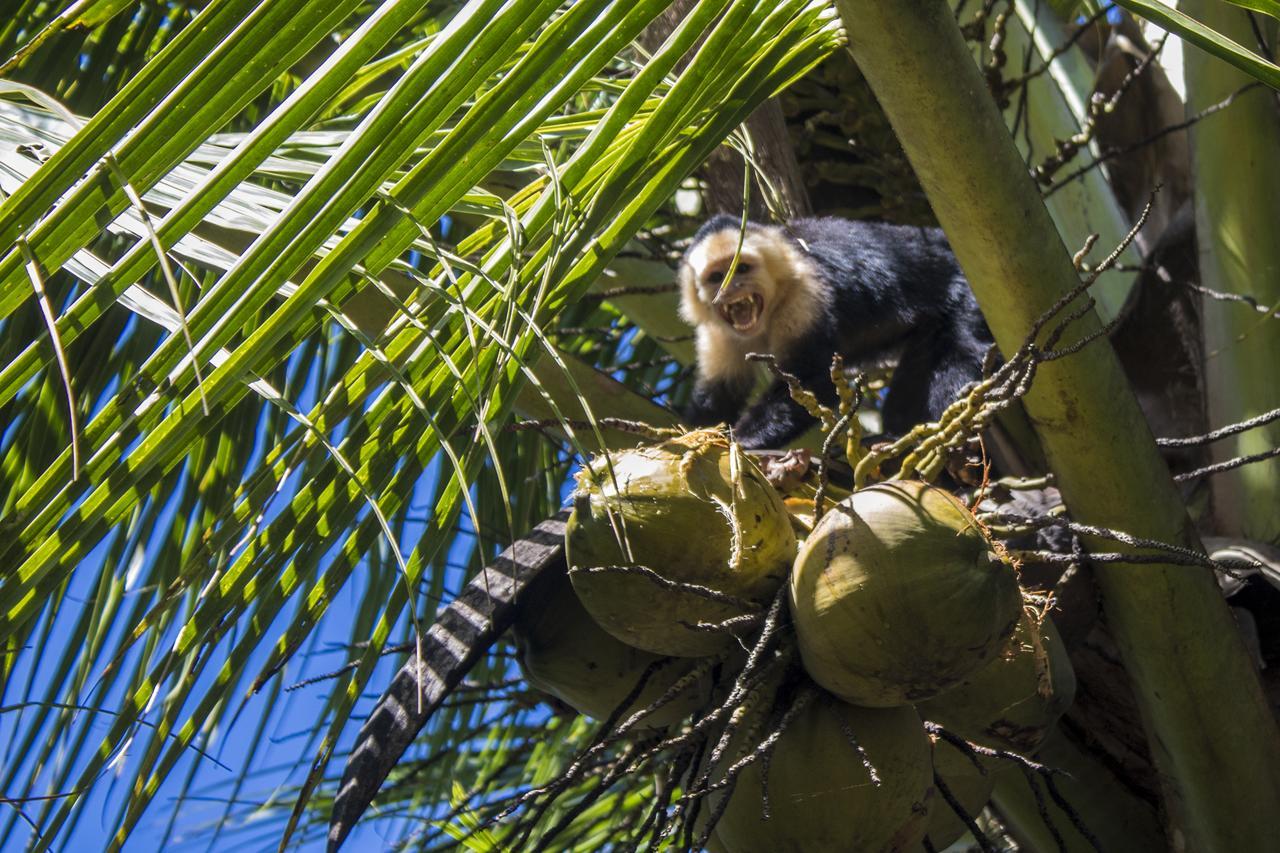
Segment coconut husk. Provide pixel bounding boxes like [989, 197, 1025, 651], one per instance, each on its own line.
[568, 430, 796, 656]
[791, 480, 1022, 706]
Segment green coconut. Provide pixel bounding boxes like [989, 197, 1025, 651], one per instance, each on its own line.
[567, 430, 797, 657]
[913, 737, 998, 852]
[790, 480, 1022, 707]
[916, 610, 1076, 754]
[513, 567, 712, 727]
[715, 696, 934, 853]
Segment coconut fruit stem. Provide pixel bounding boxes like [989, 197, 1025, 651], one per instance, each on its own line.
[932, 771, 997, 853]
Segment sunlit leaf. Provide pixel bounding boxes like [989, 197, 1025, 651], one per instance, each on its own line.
[1114, 0, 1280, 89]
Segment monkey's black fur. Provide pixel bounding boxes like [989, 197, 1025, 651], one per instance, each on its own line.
[684, 214, 993, 449]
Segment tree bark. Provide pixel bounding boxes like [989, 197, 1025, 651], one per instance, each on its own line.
[639, 0, 811, 219]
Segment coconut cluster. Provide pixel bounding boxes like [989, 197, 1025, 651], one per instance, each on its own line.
[517, 430, 1076, 851]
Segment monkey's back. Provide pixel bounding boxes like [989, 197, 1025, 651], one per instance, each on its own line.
[781, 217, 989, 354]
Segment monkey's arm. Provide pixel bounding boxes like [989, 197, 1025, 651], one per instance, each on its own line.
[683, 373, 752, 429]
[731, 352, 838, 450]
[730, 381, 817, 449]
[717, 319, 844, 451]
[327, 511, 569, 851]
[880, 328, 987, 436]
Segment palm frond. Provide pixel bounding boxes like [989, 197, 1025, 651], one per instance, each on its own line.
[0, 0, 841, 847]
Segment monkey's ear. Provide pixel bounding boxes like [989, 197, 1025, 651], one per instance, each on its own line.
[677, 261, 696, 292]
[677, 263, 708, 325]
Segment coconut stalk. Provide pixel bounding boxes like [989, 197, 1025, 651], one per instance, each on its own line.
[592, 255, 694, 364]
[832, 2, 1280, 848]
[989, 725, 1162, 852]
[512, 347, 677, 449]
[1182, 4, 1280, 541]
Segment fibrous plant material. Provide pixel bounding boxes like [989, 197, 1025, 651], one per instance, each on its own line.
[915, 736, 999, 852]
[714, 694, 934, 853]
[917, 610, 1075, 754]
[790, 480, 1021, 706]
[513, 565, 713, 727]
[567, 429, 797, 656]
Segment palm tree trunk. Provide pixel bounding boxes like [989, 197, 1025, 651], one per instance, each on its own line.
[832, 1, 1280, 848]
[1183, 4, 1280, 541]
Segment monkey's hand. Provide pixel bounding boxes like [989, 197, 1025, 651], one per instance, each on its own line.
[943, 439, 987, 487]
[755, 448, 814, 493]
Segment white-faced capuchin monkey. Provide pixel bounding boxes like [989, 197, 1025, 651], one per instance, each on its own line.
[679, 214, 994, 449]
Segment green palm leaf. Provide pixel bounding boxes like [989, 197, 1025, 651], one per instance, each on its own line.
[0, 0, 841, 848]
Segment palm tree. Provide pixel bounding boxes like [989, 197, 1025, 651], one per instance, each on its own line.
[0, 0, 1277, 849]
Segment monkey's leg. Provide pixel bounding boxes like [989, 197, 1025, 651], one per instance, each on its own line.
[328, 511, 569, 851]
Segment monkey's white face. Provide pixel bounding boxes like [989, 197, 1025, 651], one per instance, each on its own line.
[681, 231, 780, 338]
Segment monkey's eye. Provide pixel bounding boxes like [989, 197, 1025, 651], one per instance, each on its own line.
[736, 262, 752, 274]
[707, 271, 725, 285]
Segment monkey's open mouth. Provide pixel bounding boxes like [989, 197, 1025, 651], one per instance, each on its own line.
[717, 293, 764, 333]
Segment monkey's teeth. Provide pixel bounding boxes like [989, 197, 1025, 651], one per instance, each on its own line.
[721, 295, 762, 331]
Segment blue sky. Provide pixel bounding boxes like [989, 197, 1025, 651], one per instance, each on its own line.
[0, 327, 546, 850]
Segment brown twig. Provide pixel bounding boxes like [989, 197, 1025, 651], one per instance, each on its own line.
[507, 417, 680, 439]
[568, 565, 762, 611]
[1034, 36, 1167, 185]
[584, 282, 680, 301]
[1045, 83, 1261, 198]
[1173, 445, 1280, 484]
[934, 771, 998, 853]
[1157, 406, 1280, 448]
